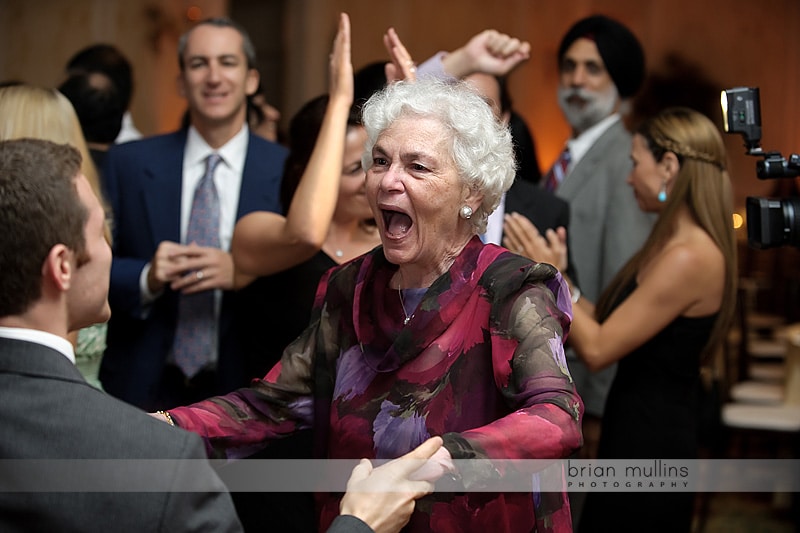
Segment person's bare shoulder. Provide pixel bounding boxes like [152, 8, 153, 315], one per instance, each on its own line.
[645, 229, 726, 306]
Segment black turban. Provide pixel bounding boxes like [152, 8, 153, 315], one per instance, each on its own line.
[558, 15, 645, 99]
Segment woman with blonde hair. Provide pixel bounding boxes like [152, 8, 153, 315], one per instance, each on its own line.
[0, 84, 103, 203]
[0, 84, 109, 386]
[505, 106, 737, 532]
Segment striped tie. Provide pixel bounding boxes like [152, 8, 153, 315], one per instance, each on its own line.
[544, 148, 571, 192]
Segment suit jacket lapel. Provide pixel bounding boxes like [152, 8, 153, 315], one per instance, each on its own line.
[557, 121, 625, 199]
[142, 131, 187, 246]
[237, 133, 281, 218]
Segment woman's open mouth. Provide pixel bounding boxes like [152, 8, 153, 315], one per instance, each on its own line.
[381, 208, 413, 238]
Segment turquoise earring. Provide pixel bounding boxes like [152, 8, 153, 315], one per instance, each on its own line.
[657, 180, 667, 203]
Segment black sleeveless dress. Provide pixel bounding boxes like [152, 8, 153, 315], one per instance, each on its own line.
[233, 250, 337, 533]
[579, 281, 717, 533]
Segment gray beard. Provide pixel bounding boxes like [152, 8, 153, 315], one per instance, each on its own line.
[557, 85, 618, 134]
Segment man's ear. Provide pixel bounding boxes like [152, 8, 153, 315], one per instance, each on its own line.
[42, 244, 73, 293]
[245, 68, 260, 97]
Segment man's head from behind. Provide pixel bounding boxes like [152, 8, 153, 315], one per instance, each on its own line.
[0, 139, 111, 331]
[66, 44, 134, 111]
[463, 72, 511, 125]
[557, 15, 645, 134]
[58, 71, 125, 146]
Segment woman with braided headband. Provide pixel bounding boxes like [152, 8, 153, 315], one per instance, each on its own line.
[504, 106, 737, 532]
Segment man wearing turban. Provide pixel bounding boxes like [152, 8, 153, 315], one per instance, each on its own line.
[542, 15, 657, 525]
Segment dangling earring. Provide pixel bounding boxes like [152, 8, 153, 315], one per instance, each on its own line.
[459, 205, 473, 220]
[657, 180, 667, 203]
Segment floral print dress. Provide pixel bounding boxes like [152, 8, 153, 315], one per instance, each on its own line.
[170, 236, 583, 532]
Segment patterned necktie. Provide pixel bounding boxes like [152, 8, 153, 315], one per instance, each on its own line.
[173, 153, 222, 378]
[543, 148, 571, 192]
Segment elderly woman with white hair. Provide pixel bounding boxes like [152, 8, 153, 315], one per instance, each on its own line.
[165, 78, 583, 533]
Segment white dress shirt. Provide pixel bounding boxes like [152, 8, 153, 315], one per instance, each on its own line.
[114, 111, 143, 144]
[180, 125, 248, 251]
[482, 192, 507, 245]
[138, 125, 250, 368]
[565, 113, 621, 171]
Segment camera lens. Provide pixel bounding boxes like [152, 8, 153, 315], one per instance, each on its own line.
[746, 196, 799, 249]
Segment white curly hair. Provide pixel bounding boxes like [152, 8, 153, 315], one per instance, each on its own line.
[360, 78, 516, 234]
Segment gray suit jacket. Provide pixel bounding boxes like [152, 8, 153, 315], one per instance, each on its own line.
[555, 119, 655, 302]
[554, 119, 656, 414]
[0, 337, 242, 533]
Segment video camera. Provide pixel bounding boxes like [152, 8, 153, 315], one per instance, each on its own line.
[721, 87, 799, 249]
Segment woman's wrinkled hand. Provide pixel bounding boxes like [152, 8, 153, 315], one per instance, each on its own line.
[383, 27, 417, 82]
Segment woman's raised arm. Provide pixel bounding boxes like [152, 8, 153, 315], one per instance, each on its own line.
[232, 13, 353, 282]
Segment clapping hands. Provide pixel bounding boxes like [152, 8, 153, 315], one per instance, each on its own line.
[503, 212, 569, 272]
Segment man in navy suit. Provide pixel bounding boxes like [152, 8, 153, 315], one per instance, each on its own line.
[99, 17, 288, 411]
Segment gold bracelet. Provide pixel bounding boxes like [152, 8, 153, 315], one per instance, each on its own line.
[157, 410, 176, 426]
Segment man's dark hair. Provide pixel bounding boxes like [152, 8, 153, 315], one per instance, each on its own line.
[353, 61, 388, 113]
[66, 44, 134, 110]
[58, 71, 125, 144]
[0, 139, 87, 317]
[178, 17, 257, 71]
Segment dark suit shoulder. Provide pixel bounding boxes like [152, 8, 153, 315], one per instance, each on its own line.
[106, 130, 187, 159]
[68, 381, 209, 460]
[510, 179, 568, 207]
[505, 179, 570, 231]
[82, 391, 207, 459]
[0, 367, 242, 532]
[0, 340, 204, 460]
[575, 120, 629, 156]
[247, 132, 289, 158]
[239, 133, 289, 215]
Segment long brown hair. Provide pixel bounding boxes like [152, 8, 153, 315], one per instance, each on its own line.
[595, 107, 737, 361]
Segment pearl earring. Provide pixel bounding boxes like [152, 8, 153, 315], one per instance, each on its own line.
[657, 180, 667, 203]
[459, 205, 473, 220]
